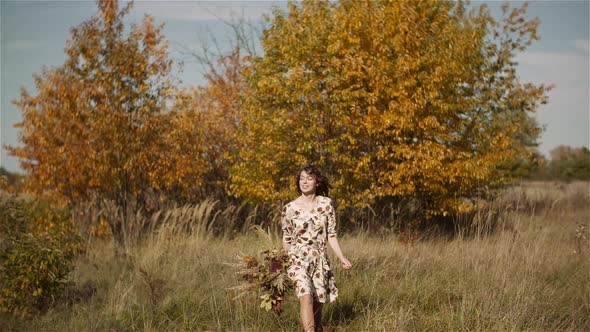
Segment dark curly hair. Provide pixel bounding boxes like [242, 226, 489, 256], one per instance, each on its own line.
[295, 165, 331, 197]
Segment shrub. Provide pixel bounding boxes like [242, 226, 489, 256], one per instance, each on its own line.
[0, 193, 81, 318]
[0, 234, 73, 317]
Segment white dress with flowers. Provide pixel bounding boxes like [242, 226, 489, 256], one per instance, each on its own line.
[280, 196, 339, 303]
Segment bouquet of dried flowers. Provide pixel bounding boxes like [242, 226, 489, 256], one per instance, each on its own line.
[229, 248, 293, 316]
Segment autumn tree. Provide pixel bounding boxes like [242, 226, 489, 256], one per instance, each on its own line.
[497, 149, 546, 179]
[170, 49, 249, 202]
[6, 0, 178, 242]
[167, 16, 261, 202]
[230, 0, 551, 217]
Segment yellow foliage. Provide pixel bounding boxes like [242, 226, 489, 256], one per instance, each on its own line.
[230, 0, 551, 217]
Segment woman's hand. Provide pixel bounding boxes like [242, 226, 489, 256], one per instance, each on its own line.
[328, 237, 352, 270]
[340, 257, 352, 270]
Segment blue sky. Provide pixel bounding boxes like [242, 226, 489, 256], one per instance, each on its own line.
[1, 0, 589, 173]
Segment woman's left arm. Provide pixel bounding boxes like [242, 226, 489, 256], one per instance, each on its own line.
[328, 236, 352, 269]
[326, 199, 352, 269]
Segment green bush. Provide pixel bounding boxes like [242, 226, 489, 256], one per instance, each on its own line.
[0, 234, 73, 317]
[0, 193, 81, 318]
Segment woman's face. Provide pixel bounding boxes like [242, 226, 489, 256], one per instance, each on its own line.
[299, 171, 317, 195]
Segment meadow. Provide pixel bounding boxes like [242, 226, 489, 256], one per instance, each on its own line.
[2, 181, 589, 331]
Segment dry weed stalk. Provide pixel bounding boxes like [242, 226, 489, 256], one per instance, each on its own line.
[398, 229, 420, 248]
[138, 265, 167, 309]
[574, 223, 588, 257]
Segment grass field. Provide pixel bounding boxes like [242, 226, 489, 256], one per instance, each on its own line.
[2, 182, 589, 331]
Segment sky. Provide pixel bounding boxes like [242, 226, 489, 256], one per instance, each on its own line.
[1, 0, 589, 173]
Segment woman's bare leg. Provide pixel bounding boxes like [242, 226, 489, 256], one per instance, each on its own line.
[313, 301, 323, 331]
[299, 295, 315, 332]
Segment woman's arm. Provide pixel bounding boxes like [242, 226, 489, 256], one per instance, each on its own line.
[280, 205, 293, 252]
[283, 238, 292, 252]
[328, 236, 352, 269]
[326, 199, 352, 269]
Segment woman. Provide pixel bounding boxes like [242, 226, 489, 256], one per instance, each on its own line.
[280, 165, 352, 332]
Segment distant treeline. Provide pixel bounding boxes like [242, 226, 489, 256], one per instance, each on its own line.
[0, 167, 25, 193]
[527, 146, 590, 181]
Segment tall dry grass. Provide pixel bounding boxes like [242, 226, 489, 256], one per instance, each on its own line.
[2, 181, 589, 331]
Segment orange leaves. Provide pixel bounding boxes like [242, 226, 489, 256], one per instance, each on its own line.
[7, 0, 175, 215]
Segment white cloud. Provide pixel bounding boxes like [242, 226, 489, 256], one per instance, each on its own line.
[573, 38, 589, 53]
[515, 49, 588, 88]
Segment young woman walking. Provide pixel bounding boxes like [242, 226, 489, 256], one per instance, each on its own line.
[280, 165, 352, 332]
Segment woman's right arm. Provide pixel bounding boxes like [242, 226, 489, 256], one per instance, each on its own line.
[280, 205, 293, 252]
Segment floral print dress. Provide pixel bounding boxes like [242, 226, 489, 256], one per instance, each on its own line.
[281, 196, 339, 303]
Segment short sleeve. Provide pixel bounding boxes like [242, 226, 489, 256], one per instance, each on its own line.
[280, 205, 294, 245]
[326, 199, 337, 238]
